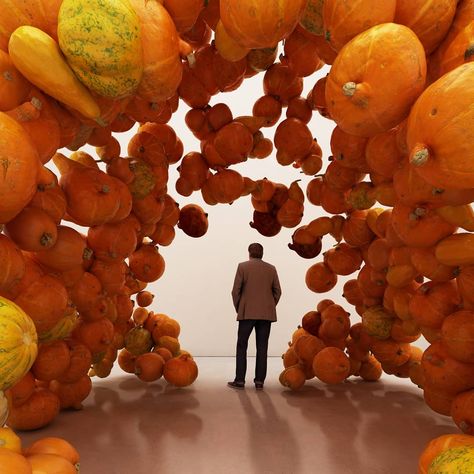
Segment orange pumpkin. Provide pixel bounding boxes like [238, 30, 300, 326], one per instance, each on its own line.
[418, 433, 474, 474]
[305, 262, 337, 293]
[407, 63, 474, 189]
[7, 388, 60, 431]
[394, 0, 457, 54]
[279, 364, 306, 390]
[49, 375, 92, 410]
[0, 448, 32, 474]
[323, 0, 396, 52]
[0, 112, 40, 224]
[451, 390, 474, 435]
[441, 310, 474, 364]
[163, 354, 198, 387]
[325, 24, 426, 137]
[131, 0, 182, 102]
[31, 341, 70, 382]
[220, 0, 307, 49]
[313, 347, 350, 384]
[25, 437, 79, 467]
[135, 352, 165, 382]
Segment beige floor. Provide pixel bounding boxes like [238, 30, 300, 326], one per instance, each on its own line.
[20, 357, 456, 474]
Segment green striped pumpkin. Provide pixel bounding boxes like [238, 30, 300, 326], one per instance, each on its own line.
[57, 0, 143, 98]
[429, 445, 474, 473]
[0, 297, 38, 391]
[38, 308, 79, 344]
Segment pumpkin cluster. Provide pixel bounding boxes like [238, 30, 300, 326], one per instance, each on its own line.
[0, 0, 473, 471]
[0, 430, 80, 474]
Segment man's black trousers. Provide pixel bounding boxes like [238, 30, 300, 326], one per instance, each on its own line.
[235, 319, 272, 384]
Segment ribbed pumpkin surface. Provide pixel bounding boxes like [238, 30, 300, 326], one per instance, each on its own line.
[0, 296, 38, 391]
[58, 0, 143, 98]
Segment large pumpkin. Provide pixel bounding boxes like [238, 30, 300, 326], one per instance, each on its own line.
[0, 297, 37, 392]
[0, 112, 39, 224]
[220, 0, 307, 49]
[325, 23, 427, 137]
[0, 0, 62, 52]
[163, 354, 198, 387]
[130, 0, 183, 102]
[58, 0, 143, 98]
[407, 63, 474, 189]
[323, 0, 396, 52]
[394, 0, 458, 54]
[419, 434, 474, 474]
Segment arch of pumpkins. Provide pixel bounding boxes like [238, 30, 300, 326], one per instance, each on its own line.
[0, 0, 473, 472]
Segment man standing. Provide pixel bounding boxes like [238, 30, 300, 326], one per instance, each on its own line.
[228, 243, 282, 390]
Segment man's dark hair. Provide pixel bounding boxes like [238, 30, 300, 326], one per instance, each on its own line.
[248, 243, 264, 259]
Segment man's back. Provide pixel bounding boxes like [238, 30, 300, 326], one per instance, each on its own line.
[231, 258, 281, 322]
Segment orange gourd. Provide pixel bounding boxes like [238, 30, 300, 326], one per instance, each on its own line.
[407, 63, 474, 189]
[131, 0, 183, 102]
[326, 24, 426, 137]
[323, 0, 396, 52]
[451, 390, 474, 435]
[220, 0, 307, 49]
[163, 354, 198, 387]
[441, 310, 474, 364]
[49, 375, 92, 410]
[394, 0, 457, 54]
[313, 347, 350, 384]
[31, 340, 70, 382]
[7, 388, 60, 431]
[129, 244, 166, 283]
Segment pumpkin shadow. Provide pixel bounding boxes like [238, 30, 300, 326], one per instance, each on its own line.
[280, 376, 456, 472]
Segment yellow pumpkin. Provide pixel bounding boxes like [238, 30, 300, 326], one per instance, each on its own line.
[58, 0, 143, 98]
[0, 427, 21, 453]
[0, 297, 38, 392]
[8, 26, 101, 120]
[428, 445, 474, 473]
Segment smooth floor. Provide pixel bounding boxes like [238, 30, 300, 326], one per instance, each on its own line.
[20, 357, 456, 474]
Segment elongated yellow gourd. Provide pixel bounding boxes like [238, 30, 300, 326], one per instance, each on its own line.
[0, 296, 38, 392]
[8, 26, 100, 120]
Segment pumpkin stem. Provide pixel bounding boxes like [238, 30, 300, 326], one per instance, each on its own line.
[101, 185, 110, 194]
[3, 71, 12, 81]
[410, 147, 429, 167]
[342, 82, 357, 97]
[40, 233, 54, 248]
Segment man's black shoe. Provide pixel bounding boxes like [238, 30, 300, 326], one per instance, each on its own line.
[227, 381, 245, 389]
[255, 382, 264, 391]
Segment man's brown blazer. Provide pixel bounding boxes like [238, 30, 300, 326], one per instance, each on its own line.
[231, 258, 282, 322]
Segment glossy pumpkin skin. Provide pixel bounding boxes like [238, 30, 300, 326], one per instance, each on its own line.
[325, 23, 427, 137]
[323, 0, 396, 52]
[25, 437, 79, 466]
[163, 354, 198, 387]
[58, 0, 143, 98]
[0, 112, 40, 224]
[394, 0, 458, 55]
[8, 26, 101, 120]
[418, 434, 474, 474]
[0, 447, 32, 474]
[26, 453, 76, 474]
[131, 0, 183, 102]
[220, 0, 307, 49]
[0, 297, 37, 392]
[7, 387, 60, 431]
[407, 63, 474, 189]
[0, 0, 62, 52]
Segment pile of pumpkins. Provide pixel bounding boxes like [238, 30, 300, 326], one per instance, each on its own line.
[0, 0, 473, 471]
[0, 430, 80, 474]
